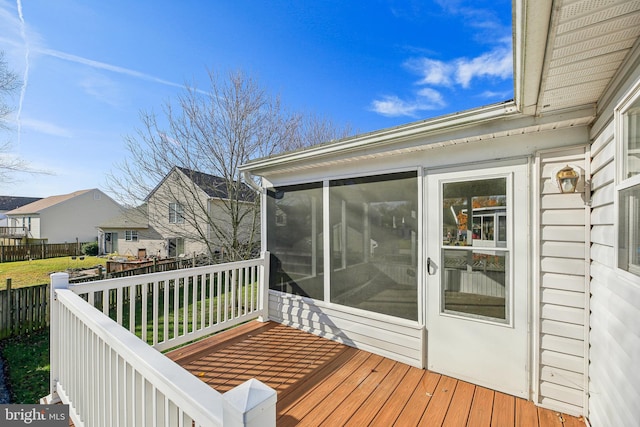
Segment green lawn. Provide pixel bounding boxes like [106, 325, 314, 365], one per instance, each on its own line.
[1, 329, 50, 403]
[96, 279, 258, 345]
[0, 256, 105, 289]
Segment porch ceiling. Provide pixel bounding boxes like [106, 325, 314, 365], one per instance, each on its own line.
[531, 0, 640, 116]
[167, 321, 585, 426]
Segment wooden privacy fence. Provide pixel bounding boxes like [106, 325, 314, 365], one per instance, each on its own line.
[0, 279, 49, 339]
[0, 241, 93, 263]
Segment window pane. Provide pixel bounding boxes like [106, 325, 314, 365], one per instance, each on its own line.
[443, 178, 507, 248]
[329, 172, 418, 321]
[442, 178, 509, 322]
[442, 249, 508, 320]
[623, 100, 640, 178]
[619, 184, 640, 276]
[267, 183, 324, 299]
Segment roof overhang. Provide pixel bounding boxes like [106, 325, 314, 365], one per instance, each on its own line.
[241, 101, 594, 176]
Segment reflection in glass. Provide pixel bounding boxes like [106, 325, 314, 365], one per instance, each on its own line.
[441, 178, 508, 322]
[623, 99, 640, 178]
[329, 172, 418, 321]
[267, 183, 324, 299]
[618, 185, 640, 276]
[442, 249, 507, 320]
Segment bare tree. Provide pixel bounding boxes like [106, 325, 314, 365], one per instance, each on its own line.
[0, 52, 51, 184]
[0, 52, 19, 129]
[0, 51, 29, 184]
[108, 69, 351, 261]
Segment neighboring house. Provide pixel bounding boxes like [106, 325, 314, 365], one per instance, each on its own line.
[4, 189, 122, 244]
[108, 167, 257, 259]
[239, 1, 640, 424]
[0, 196, 42, 243]
[97, 204, 164, 257]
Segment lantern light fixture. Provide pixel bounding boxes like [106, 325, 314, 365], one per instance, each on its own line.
[555, 165, 581, 193]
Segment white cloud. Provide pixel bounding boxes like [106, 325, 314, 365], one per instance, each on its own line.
[454, 45, 512, 88]
[370, 88, 446, 118]
[406, 58, 453, 86]
[79, 73, 125, 107]
[20, 117, 73, 137]
[39, 48, 184, 89]
[406, 42, 512, 90]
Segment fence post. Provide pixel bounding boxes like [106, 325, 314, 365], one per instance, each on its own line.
[3, 279, 11, 339]
[45, 272, 69, 404]
[258, 251, 270, 323]
[222, 378, 277, 427]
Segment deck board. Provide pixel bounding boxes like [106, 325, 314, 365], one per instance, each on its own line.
[467, 386, 495, 427]
[167, 320, 585, 427]
[443, 380, 476, 426]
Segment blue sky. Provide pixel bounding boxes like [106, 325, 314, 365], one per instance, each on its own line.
[0, 0, 513, 198]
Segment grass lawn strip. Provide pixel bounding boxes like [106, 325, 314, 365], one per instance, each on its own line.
[0, 256, 105, 289]
[0, 329, 49, 403]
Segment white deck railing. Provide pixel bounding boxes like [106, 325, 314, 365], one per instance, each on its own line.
[44, 253, 276, 427]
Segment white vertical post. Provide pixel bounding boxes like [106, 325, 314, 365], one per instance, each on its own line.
[47, 272, 70, 404]
[258, 251, 270, 322]
[223, 379, 276, 427]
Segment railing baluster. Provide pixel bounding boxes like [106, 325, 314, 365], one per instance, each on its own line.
[163, 280, 169, 345]
[199, 274, 205, 332]
[153, 281, 159, 346]
[142, 283, 148, 343]
[216, 271, 222, 325]
[191, 275, 197, 334]
[129, 285, 135, 333]
[182, 277, 188, 336]
[173, 279, 179, 340]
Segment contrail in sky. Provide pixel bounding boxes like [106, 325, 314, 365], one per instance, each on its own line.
[16, 0, 29, 148]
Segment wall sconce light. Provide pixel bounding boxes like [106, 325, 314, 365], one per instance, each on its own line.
[555, 165, 581, 193]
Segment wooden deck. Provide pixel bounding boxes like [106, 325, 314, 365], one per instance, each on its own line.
[167, 321, 585, 426]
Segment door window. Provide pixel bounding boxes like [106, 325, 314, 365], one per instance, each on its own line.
[441, 177, 509, 322]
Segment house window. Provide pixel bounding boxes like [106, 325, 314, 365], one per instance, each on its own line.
[125, 230, 138, 242]
[618, 89, 640, 277]
[169, 202, 184, 224]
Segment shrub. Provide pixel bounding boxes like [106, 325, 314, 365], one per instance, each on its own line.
[81, 241, 99, 256]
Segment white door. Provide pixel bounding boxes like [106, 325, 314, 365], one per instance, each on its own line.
[426, 159, 529, 397]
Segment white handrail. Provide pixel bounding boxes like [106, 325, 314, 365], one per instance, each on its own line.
[68, 254, 269, 352]
[54, 288, 224, 426]
[46, 252, 276, 427]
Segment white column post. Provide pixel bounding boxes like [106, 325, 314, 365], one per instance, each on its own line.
[46, 272, 69, 404]
[223, 378, 277, 427]
[258, 251, 270, 322]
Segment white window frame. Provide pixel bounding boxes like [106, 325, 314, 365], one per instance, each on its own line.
[169, 202, 184, 224]
[125, 230, 138, 242]
[615, 79, 640, 281]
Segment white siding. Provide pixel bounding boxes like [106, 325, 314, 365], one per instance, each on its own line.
[536, 146, 589, 416]
[588, 121, 640, 427]
[268, 291, 424, 368]
[41, 190, 122, 243]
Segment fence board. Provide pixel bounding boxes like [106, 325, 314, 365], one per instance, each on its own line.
[0, 242, 92, 263]
[0, 280, 50, 338]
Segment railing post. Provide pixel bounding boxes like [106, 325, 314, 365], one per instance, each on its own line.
[258, 251, 270, 322]
[45, 272, 69, 404]
[223, 378, 276, 427]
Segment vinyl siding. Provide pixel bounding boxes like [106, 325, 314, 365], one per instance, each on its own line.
[588, 121, 640, 427]
[536, 146, 589, 416]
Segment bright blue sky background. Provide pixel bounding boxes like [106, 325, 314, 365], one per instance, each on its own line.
[0, 0, 513, 198]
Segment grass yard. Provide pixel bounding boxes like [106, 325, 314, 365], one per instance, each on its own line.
[0, 256, 105, 289]
[0, 329, 49, 403]
[96, 280, 258, 345]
